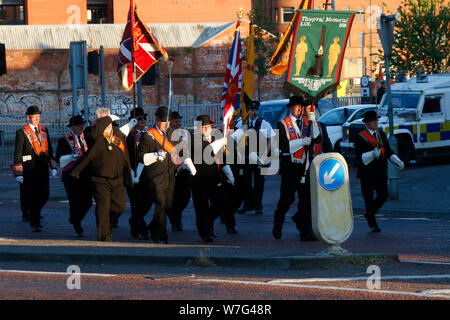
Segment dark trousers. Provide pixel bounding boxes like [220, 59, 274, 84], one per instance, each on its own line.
[242, 164, 265, 210]
[126, 182, 154, 236]
[20, 174, 49, 227]
[274, 172, 313, 235]
[91, 177, 126, 241]
[148, 178, 175, 241]
[167, 170, 191, 227]
[221, 171, 245, 228]
[360, 175, 389, 219]
[192, 182, 222, 239]
[63, 175, 92, 226]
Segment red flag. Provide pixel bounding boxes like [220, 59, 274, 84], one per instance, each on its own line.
[221, 21, 242, 137]
[118, 0, 169, 91]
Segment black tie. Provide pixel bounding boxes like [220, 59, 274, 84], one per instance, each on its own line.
[78, 136, 85, 151]
[296, 119, 302, 130]
[34, 127, 41, 144]
[250, 120, 253, 128]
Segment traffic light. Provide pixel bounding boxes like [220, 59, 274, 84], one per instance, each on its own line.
[0, 43, 6, 76]
[141, 64, 158, 85]
[87, 50, 99, 75]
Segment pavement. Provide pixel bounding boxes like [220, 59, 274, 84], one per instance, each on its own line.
[0, 159, 449, 270]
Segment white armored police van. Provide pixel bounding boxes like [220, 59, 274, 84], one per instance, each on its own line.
[341, 73, 450, 163]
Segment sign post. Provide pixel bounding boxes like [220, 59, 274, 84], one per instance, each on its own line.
[310, 153, 353, 255]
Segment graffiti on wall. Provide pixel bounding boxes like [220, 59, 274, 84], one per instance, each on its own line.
[62, 94, 133, 116]
[0, 94, 44, 114]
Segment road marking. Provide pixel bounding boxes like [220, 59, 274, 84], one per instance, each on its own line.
[0, 269, 116, 277]
[419, 289, 450, 295]
[195, 279, 450, 299]
[402, 260, 450, 266]
[267, 274, 450, 283]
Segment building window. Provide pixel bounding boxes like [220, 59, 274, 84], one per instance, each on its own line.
[282, 7, 295, 23]
[87, 5, 108, 24]
[0, 4, 24, 25]
[274, 8, 279, 23]
[358, 6, 365, 22]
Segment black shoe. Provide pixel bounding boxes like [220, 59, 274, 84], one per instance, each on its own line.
[136, 233, 149, 240]
[364, 214, 375, 228]
[226, 226, 238, 234]
[159, 236, 169, 244]
[202, 236, 213, 243]
[31, 225, 41, 233]
[73, 223, 83, 237]
[149, 229, 160, 243]
[272, 227, 282, 240]
[301, 233, 318, 241]
[370, 221, 381, 233]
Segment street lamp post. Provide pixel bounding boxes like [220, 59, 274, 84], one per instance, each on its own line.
[377, 14, 399, 200]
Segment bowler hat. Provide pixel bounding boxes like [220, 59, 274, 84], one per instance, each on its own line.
[363, 110, 380, 122]
[248, 100, 261, 110]
[67, 115, 86, 127]
[129, 107, 147, 120]
[286, 95, 311, 108]
[155, 106, 173, 121]
[26, 106, 41, 116]
[196, 115, 213, 126]
[172, 111, 182, 120]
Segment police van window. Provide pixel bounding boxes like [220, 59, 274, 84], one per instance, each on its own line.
[422, 96, 442, 114]
[383, 94, 420, 109]
[353, 108, 375, 121]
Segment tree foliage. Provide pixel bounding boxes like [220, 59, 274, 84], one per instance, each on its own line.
[389, 0, 449, 75]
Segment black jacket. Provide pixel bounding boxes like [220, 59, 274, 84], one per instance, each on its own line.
[71, 117, 132, 186]
[14, 126, 55, 178]
[354, 128, 394, 180]
[190, 133, 222, 188]
[126, 129, 146, 171]
[137, 126, 178, 191]
[55, 135, 89, 182]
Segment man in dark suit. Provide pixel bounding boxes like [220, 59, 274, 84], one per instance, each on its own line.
[273, 96, 322, 241]
[55, 115, 92, 237]
[13, 106, 58, 232]
[354, 110, 404, 232]
[125, 107, 152, 240]
[71, 108, 133, 242]
[190, 115, 232, 242]
[137, 107, 196, 244]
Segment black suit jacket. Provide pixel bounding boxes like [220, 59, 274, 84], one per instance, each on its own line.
[277, 119, 321, 177]
[126, 129, 147, 171]
[137, 126, 178, 191]
[354, 128, 394, 180]
[14, 126, 55, 178]
[190, 133, 222, 188]
[55, 135, 90, 182]
[71, 117, 132, 187]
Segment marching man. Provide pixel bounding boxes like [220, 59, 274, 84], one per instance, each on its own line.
[354, 110, 404, 232]
[273, 96, 322, 241]
[56, 115, 92, 237]
[13, 106, 58, 232]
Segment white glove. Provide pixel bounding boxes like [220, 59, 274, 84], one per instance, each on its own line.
[72, 153, 79, 161]
[210, 137, 227, 155]
[16, 176, 23, 184]
[362, 150, 377, 165]
[119, 118, 138, 137]
[132, 163, 144, 183]
[143, 152, 159, 166]
[59, 154, 74, 169]
[289, 137, 312, 153]
[51, 169, 58, 178]
[157, 150, 166, 161]
[373, 147, 381, 159]
[307, 112, 316, 122]
[390, 154, 404, 171]
[222, 165, 235, 186]
[109, 114, 120, 122]
[183, 157, 197, 176]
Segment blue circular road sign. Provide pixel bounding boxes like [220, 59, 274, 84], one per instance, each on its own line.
[318, 158, 346, 191]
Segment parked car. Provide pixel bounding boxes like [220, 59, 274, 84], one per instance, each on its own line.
[318, 104, 376, 152]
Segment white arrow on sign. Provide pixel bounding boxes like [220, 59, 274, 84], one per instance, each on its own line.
[323, 162, 341, 185]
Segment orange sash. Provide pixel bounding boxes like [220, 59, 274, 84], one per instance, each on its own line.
[62, 132, 88, 172]
[147, 127, 181, 166]
[103, 129, 126, 153]
[359, 130, 385, 157]
[282, 116, 321, 163]
[23, 124, 48, 156]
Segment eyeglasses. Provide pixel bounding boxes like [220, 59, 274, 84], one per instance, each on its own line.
[137, 116, 147, 121]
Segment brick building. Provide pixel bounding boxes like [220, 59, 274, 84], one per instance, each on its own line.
[0, 0, 401, 114]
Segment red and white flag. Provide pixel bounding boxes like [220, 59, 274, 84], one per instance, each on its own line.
[221, 21, 242, 137]
[118, 0, 168, 91]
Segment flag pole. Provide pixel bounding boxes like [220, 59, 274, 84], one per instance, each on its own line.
[162, 59, 173, 151]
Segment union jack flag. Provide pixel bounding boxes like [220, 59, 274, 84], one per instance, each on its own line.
[221, 22, 242, 137]
[118, 0, 168, 91]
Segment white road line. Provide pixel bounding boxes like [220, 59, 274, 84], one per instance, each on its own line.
[402, 260, 450, 266]
[0, 269, 116, 277]
[419, 289, 450, 295]
[267, 274, 450, 283]
[195, 279, 450, 299]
